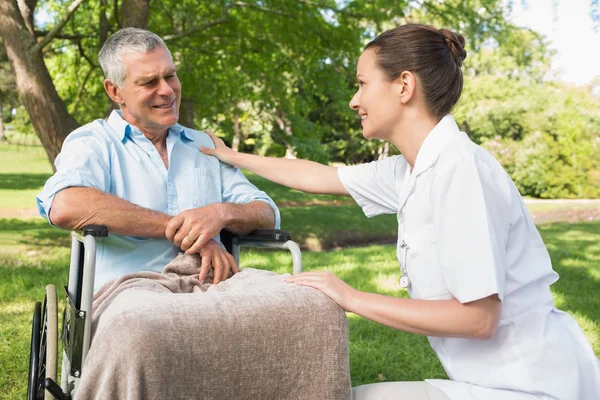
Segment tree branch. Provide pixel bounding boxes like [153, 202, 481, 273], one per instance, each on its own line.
[163, 9, 229, 42]
[231, 1, 297, 19]
[71, 66, 94, 111]
[17, 0, 37, 35]
[296, 0, 362, 18]
[33, 0, 87, 53]
[114, 0, 121, 29]
[77, 40, 98, 68]
[34, 30, 89, 40]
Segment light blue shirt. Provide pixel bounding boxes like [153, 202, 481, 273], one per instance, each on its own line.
[37, 110, 280, 289]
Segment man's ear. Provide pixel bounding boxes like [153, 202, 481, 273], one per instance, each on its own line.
[395, 71, 416, 104]
[103, 79, 123, 105]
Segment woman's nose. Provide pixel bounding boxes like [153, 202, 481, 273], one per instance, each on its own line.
[349, 90, 359, 110]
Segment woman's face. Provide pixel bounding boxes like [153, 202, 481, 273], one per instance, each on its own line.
[349, 49, 404, 141]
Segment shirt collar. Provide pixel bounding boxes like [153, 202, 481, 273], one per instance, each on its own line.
[411, 114, 461, 176]
[106, 110, 191, 142]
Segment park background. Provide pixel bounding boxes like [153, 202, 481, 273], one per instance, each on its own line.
[1, 0, 599, 398]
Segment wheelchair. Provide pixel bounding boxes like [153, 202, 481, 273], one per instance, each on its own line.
[27, 225, 302, 400]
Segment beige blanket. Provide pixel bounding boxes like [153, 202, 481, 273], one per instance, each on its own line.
[75, 254, 351, 399]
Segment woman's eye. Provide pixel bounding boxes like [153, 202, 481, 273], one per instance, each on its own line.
[357, 81, 365, 87]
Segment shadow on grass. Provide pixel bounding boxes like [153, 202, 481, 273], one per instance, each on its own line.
[0, 218, 70, 248]
[539, 222, 600, 325]
[0, 173, 51, 190]
[281, 206, 397, 250]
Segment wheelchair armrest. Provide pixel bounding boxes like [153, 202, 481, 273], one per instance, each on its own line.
[235, 228, 292, 242]
[81, 225, 109, 238]
[220, 229, 291, 252]
[220, 228, 302, 274]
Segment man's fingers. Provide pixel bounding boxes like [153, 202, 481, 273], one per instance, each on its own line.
[180, 227, 200, 251]
[165, 214, 184, 241]
[213, 263, 223, 284]
[173, 224, 191, 248]
[185, 232, 211, 255]
[198, 255, 212, 283]
[228, 253, 239, 274]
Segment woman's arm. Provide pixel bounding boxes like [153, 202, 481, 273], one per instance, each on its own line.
[287, 272, 501, 339]
[200, 131, 350, 196]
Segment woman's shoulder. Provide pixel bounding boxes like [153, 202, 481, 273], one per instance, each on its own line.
[438, 132, 503, 172]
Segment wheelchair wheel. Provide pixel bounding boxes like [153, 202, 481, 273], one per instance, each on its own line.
[27, 285, 58, 400]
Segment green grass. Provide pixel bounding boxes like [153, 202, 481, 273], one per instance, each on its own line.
[1, 219, 599, 397]
[0, 145, 52, 209]
[1, 146, 600, 398]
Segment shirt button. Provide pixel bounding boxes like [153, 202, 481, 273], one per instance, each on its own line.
[399, 214, 404, 224]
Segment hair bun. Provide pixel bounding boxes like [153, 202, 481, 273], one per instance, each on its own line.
[439, 29, 467, 66]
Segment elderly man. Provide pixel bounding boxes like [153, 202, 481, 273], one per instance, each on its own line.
[37, 28, 279, 288]
[34, 28, 352, 400]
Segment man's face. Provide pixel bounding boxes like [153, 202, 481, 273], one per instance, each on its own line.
[114, 47, 181, 137]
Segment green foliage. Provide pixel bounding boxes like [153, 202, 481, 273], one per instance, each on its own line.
[454, 25, 600, 199]
[5, 0, 599, 197]
[32, 0, 516, 163]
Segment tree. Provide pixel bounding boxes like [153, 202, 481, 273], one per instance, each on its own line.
[1, 0, 515, 168]
[0, 38, 19, 142]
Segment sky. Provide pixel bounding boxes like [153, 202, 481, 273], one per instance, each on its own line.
[509, 0, 600, 85]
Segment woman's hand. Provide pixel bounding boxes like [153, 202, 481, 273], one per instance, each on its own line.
[286, 271, 358, 311]
[199, 130, 240, 167]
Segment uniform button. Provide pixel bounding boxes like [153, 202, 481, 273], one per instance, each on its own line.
[399, 214, 404, 224]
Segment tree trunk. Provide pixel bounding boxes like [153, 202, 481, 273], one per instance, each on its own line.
[178, 97, 195, 128]
[122, 0, 149, 28]
[231, 112, 241, 152]
[275, 112, 296, 159]
[0, 100, 4, 142]
[0, 0, 79, 167]
[101, 0, 150, 117]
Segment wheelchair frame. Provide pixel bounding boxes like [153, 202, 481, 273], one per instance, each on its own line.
[28, 225, 302, 400]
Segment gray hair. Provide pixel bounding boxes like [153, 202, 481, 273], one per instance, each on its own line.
[98, 28, 170, 88]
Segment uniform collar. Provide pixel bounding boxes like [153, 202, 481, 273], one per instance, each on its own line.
[411, 114, 460, 177]
[396, 115, 460, 213]
[106, 110, 191, 142]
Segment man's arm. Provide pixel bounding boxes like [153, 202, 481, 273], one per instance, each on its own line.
[221, 201, 276, 234]
[50, 187, 171, 238]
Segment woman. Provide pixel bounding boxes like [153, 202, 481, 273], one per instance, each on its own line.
[200, 24, 600, 400]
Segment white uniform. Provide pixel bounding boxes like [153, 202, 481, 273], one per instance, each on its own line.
[338, 115, 600, 400]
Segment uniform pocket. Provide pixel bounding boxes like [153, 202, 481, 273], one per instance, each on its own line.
[405, 223, 450, 300]
[189, 168, 222, 208]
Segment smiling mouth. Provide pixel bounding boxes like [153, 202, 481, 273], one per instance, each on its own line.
[360, 115, 367, 122]
[154, 100, 175, 109]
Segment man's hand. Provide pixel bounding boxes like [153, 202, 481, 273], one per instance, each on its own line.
[165, 204, 226, 253]
[197, 239, 239, 284]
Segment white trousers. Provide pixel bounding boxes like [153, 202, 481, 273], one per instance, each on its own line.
[353, 382, 450, 400]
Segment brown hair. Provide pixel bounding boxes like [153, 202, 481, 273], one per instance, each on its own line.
[365, 24, 467, 120]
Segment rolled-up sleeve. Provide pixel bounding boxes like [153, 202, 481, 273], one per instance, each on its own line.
[219, 162, 281, 229]
[36, 129, 111, 224]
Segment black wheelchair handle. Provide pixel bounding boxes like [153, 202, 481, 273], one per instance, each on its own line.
[81, 225, 109, 238]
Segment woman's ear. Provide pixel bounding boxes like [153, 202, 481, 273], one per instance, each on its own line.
[395, 71, 416, 104]
[104, 79, 123, 105]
